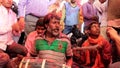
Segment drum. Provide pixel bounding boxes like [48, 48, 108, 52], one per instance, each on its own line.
[19, 57, 70, 68]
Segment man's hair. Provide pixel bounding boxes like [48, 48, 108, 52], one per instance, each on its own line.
[87, 21, 100, 30]
[43, 13, 60, 25]
[35, 19, 45, 30]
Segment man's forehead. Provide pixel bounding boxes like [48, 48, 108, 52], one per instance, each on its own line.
[37, 26, 45, 28]
[91, 23, 99, 26]
[51, 17, 60, 21]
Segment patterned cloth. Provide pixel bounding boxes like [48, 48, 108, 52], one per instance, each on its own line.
[35, 33, 73, 65]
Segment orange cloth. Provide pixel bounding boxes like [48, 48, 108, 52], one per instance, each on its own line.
[82, 35, 105, 68]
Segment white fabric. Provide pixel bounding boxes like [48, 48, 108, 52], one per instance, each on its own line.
[0, 5, 17, 50]
[93, 0, 108, 26]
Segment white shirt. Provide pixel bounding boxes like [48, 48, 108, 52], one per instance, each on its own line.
[0, 5, 17, 51]
[93, 0, 108, 26]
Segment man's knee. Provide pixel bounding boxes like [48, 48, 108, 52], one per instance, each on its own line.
[7, 42, 28, 57]
[0, 52, 10, 68]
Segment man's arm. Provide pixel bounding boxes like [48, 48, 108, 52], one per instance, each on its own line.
[102, 40, 112, 66]
[0, 20, 19, 35]
[66, 56, 73, 67]
[18, 0, 27, 17]
[76, 8, 83, 30]
[114, 35, 120, 56]
[82, 3, 93, 19]
[18, 0, 27, 29]
[66, 39, 73, 67]
[79, 8, 83, 24]
[107, 27, 120, 56]
[60, 4, 66, 31]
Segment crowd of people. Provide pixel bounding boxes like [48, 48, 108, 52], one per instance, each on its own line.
[0, 0, 120, 68]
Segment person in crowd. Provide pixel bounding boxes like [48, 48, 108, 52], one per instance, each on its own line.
[60, 0, 82, 35]
[25, 19, 46, 57]
[35, 13, 73, 68]
[70, 25, 88, 68]
[73, 21, 111, 68]
[82, 0, 97, 31]
[0, 0, 27, 67]
[107, 20, 120, 68]
[70, 25, 88, 47]
[93, 0, 108, 40]
[18, 0, 56, 35]
[48, 0, 61, 13]
[11, 1, 18, 15]
[107, 20, 120, 63]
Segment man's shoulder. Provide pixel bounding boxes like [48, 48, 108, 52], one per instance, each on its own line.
[28, 31, 37, 37]
[9, 9, 17, 15]
[27, 31, 42, 40]
[59, 33, 70, 40]
[58, 33, 71, 44]
[0, 5, 7, 13]
[64, 2, 70, 6]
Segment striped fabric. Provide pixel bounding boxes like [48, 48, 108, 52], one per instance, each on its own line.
[38, 50, 66, 64]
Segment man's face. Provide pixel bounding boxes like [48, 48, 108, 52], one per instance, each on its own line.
[46, 17, 60, 37]
[0, 0, 2, 3]
[71, 0, 76, 3]
[99, 0, 106, 3]
[2, 0, 13, 9]
[89, 23, 100, 36]
[36, 26, 45, 37]
[89, 0, 95, 3]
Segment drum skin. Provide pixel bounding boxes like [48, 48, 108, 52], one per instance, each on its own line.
[19, 57, 69, 68]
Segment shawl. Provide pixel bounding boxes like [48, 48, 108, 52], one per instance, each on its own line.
[82, 35, 104, 68]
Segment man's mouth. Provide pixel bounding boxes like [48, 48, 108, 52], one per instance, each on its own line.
[54, 29, 59, 32]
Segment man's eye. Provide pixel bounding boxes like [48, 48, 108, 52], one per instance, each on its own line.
[54, 21, 57, 24]
[41, 28, 45, 30]
[37, 28, 45, 30]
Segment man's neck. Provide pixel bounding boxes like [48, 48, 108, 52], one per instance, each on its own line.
[70, 2, 76, 7]
[45, 32, 56, 44]
[90, 35, 99, 39]
[3, 6, 11, 12]
[7, 8, 10, 12]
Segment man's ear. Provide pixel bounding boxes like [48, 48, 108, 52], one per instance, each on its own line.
[87, 30, 90, 34]
[85, 29, 90, 34]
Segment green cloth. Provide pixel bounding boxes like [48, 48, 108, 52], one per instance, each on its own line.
[36, 39, 68, 53]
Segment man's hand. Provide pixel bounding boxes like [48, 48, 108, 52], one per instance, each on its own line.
[18, 17, 25, 31]
[12, 23, 21, 36]
[107, 27, 119, 40]
[73, 45, 100, 51]
[60, 21, 64, 32]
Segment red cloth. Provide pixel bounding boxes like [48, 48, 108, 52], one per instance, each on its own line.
[82, 35, 111, 68]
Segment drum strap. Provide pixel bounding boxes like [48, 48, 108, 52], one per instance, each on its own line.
[25, 59, 30, 68]
[62, 64, 71, 68]
[19, 57, 25, 68]
[41, 59, 46, 68]
[62, 64, 66, 68]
